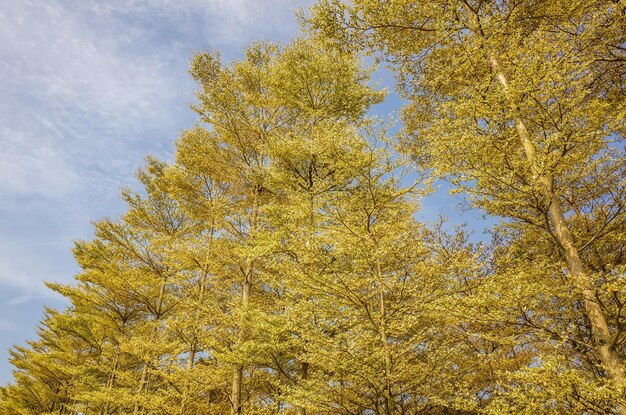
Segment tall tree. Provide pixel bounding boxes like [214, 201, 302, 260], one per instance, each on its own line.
[308, 0, 626, 412]
[164, 37, 384, 414]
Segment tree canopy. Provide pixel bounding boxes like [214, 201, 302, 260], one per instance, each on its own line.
[2, 1, 625, 414]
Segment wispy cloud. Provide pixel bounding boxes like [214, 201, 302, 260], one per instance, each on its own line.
[1, 1, 179, 200]
[0, 0, 313, 383]
[1, 0, 314, 199]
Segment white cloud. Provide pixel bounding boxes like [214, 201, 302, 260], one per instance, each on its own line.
[0, 128, 78, 199]
[0, 1, 179, 201]
[75, 0, 311, 45]
[0, 0, 313, 294]
[0, 0, 314, 201]
[0, 0, 314, 383]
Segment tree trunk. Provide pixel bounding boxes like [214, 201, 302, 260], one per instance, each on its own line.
[295, 362, 309, 415]
[548, 196, 625, 384]
[101, 348, 119, 415]
[376, 260, 395, 415]
[492, 52, 624, 392]
[133, 275, 167, 415]
[230, 279, 250, 415]
[230, 188, 260, 415]
[464, 5, 624, 409]
[230, 364, 244, 415]
[132, 364, 148, 415]
[294, 190, 317, 415]
[180, 225, 214, 415]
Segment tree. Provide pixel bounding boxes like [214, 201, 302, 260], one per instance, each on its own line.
[265, 125, 483, 414]
[1, 309, 95, 415]
[308, 0, 626, 412]
[166, 37, 383, 415]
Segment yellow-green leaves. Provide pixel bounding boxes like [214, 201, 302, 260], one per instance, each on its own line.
[308, 0, 626, 412]
[4, 2, 624, 415]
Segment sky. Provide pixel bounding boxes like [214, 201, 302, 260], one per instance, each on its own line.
[0, 0, 489, 384]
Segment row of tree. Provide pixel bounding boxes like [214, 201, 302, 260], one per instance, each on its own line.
[1, 1, 625, 414]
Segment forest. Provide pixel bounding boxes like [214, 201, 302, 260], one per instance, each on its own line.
[1, 0, 625, 414]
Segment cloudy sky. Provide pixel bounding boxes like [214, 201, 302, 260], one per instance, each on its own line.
[0, 0, 488, 384]
[0, 0, 325, 383]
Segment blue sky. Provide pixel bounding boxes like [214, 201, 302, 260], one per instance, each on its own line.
[0, 0, 490, 384]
